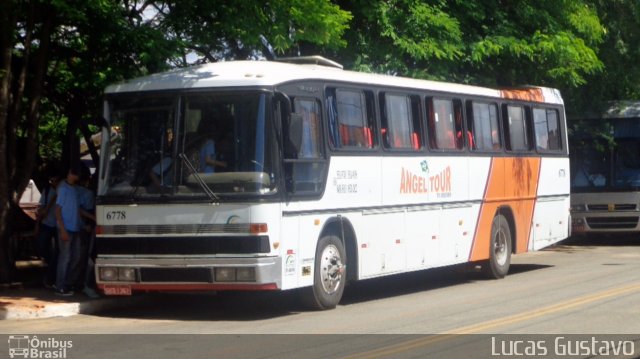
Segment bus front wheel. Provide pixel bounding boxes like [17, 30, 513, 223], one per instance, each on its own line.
[483, 214, 511, 279]
[302, 235, 346, 310]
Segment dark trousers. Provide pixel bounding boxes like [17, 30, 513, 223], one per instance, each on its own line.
[36, 223, 58, 285]
[68, 229, 93, 289]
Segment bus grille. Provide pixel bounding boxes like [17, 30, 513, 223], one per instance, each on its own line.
[587, 204, 637, 211]
[96, 236, 270, 255]
[99, 223, 254, 235]
[586, 217, 639, 229]
[139, 268, 213, 283]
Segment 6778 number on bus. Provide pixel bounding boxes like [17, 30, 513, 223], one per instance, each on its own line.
[105, 211, 126, 220]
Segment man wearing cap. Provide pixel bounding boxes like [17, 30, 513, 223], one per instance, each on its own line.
[54, 166, 81, 296]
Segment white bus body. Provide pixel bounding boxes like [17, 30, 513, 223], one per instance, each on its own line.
[96, 57, 569, 309]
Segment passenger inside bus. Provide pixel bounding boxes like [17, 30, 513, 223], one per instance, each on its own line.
[455, 110, 474, 149]
[199, 131, 228, 173]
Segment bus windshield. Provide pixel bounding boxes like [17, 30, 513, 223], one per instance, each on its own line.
[571, 119, 640, 191]
[102, 91, 278, 200]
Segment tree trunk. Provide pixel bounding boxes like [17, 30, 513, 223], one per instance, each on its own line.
[0, 0, 15, 283]
[14, 8, 54, 202]
[0, 2, 55, 283]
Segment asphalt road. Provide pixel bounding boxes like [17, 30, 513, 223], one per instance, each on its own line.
[2, 235, 639, 358]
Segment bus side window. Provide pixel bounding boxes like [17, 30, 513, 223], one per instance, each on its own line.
[285, 97, 326, 194]
[410, 95, 422, 149]
[533, 108, 562, 151]
[290, 98, 322, 159]
[427, 98, 464, 150]
[467, 101, 501, 151]
[503, 104, 532, 151]
[327, 88, 375, 149]
[380, 93, 420, 150]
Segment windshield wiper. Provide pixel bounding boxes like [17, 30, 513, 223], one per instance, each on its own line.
[178, 153, 219, 204]
[126, 182, 140, 202]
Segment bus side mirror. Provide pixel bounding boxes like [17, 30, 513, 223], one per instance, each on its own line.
[287, 113, 304, 157]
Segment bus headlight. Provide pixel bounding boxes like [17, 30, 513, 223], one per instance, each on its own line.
[99, 267, 137, 282]
[118, 268, 137, 282]
[99, 267, 118, 281]
[236, 267, 256, 282]
[570, 204, 586, 212]
[214, 267, 256, 282]
[215, 268, 236, 282]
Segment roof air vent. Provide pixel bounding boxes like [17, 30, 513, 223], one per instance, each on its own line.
[274, 55, 343, 69]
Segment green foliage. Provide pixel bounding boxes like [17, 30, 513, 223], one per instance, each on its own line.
[159, 0, 351, 62]
[8, 0, 640, 169]
[286, 0, 352, 49]
[377, 0, 463, 61]
[459, 0, 605, 87]
[37, 102, 67, 161]
[336, 0, 607, 90]
[564, 0, 640, 118]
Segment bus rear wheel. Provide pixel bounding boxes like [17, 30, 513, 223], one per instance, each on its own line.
[301, 235, 346, 310]
[483, 214, 511, 279]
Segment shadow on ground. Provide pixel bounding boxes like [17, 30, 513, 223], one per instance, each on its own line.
[563, 233, 639, 246]
[94, 262, 550, 322]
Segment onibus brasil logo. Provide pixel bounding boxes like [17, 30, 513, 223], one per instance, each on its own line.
[8, 335, 72, 358]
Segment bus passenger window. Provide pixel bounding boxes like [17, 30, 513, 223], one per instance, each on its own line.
[428, 98, 463, 150]
[504, 105, 531, 151]
[533, 108, 561, 151]
[468, 101, 501, 151]
[381, 93, 418, 150]
[327, 88, 375, 149]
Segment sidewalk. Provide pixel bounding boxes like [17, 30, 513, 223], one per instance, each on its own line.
[0, 260, 139, 320]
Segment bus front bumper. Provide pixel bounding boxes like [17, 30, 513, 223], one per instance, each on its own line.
[571, 213, 640, 234]
[95, 256, 282, 295]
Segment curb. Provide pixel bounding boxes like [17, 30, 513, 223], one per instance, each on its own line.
[0, 293, 145, 320]
[1, 261, 148, 320]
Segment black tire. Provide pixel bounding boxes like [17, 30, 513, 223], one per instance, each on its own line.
[483, 214, 512, 279]
[301, 235, 347, 310]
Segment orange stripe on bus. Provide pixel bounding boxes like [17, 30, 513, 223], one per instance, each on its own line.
[500, 88, 544, 102]
[469, 157, 541, 261]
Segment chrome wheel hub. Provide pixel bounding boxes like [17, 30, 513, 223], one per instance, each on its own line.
[319, 244, 344, 294]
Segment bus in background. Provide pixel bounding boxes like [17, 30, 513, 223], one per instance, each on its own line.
[95, 56, 570, 309]
[570, 101, 640, 235]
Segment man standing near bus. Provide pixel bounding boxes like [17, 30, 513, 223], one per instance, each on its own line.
[35, 169, 61, 288]
[54, 166, 81, 296]
[76, 167, 99, 298]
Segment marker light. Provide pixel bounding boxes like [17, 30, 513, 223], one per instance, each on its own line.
[250, 223, 268, 234]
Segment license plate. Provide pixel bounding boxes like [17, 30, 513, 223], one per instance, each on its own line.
[103, 285, 132, 296]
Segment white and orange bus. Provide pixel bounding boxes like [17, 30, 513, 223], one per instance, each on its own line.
[95, 56, 570, 309]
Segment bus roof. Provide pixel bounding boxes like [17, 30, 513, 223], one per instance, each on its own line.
[105, 58, 563, 105]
